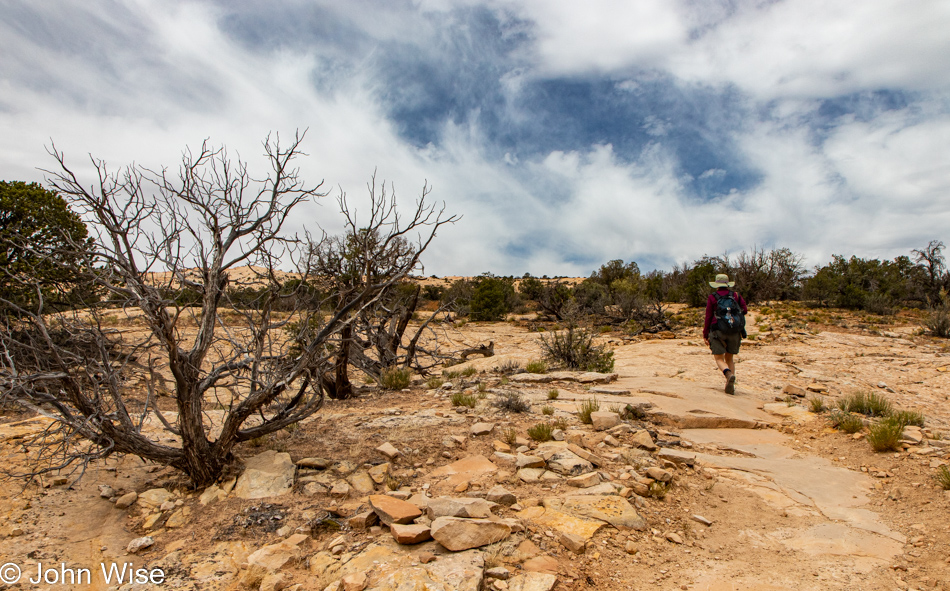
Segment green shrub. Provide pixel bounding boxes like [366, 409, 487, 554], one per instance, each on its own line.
[867, 417, 904, 452]
[443, 369, 461, 379]
[808, 396, 826, 413]
[924, 302, 950, 338]
[837, 391, 892, 417]
[525, 359, 548, 374]
[427, 376, 444, 389]
[547, 389, 559, 400]
[493, 391, 530, 413]
[540, 325, 615, 373]
[541, 405, 554, 416]
[552, 416, 569, 431]
[451, 392, 478, 408]
[577, 398, 600, 425]
[527, 422, 554, 442]
[829, 410, 864, 434]
[890, 409, 925, 428]
[503, 427, 518, 445]
[470, 276, 515, 321]
[477, 382, 487, 393]
[461, 366, 478, 377]
[380, 366, 412, 390]
[935, 465, 950, 490]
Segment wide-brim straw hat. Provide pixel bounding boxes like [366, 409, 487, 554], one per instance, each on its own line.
[709, 274, 735, 288]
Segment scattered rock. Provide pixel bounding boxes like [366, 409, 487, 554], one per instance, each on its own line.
[369, 495, 423, 525]
[137, 488, 174, 509]
[429, 517, 512, 551]
[521, 556, 559, 574]
[486, 486, 517, 506]
[342, 572, 368, 591]
[234, 451, 295, 499]
[347, 470, 377, 495]
[390, 523, 432, 544]
[348, 511, 379, 529]
[508, 572, 557, 591]
[590, 412, 621, 431]
[691, 515, 713, 527]
[297, 457, 332, 469]
[566, 472, 601, 488]
[516, 453, 546, 469]
[645, 467, 673, 483]
[114, 491, 138, 509]
[98, 484, 115, 498]
[558, 531, 586, 553]
[199, 485, 227, 506]
[544, 495, 647, 531]
[546, 450, 594, 476]
[577, 372, 618, 384]
[666, 532, 684, 544]
[377, 442, 401, 459]
[427, 497, 496, 519]
[471, 422, 495, 436]
[127, 536, 155, 554]
[782, 385, 807, 398]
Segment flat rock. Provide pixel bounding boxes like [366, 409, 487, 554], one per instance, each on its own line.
[429, 455, 498, 488]
[366, 550, 484, 591]
[521, 556, 559, 574]
[657, 448, 696, 466]
[377, 442, 401, 459]
[471, 422, 495, 436]
[516, 453, 545, 469]
[544, 495, 647, 531]
[486, 486, 517, 506]
[545, 450, 594, 476]
[234, 451, 295, 499]
[589, 386, 631, 395]
[590, 411, 621, 431]
[390, 523, 432, 545]
[566, 472, 601, 488]
[508, 572, 558, 591]
[368, 463, 391, 484]
[558, 531, 586, 553]
[430, 517, 511, 551]
[631, 430, 657, 451]
[347, 470, 377, 495]
[114, 491, 138, 509]
[645, 467, 672, 483]
[577, 372, 618, 383]
[246, 533, 309, 573]
[137, 488, 174, 509]
[782, 384, 807, 397]
[127, 536, 154, 554]
[369, 495, 423, 525]
[511, 374, 554, 383]
[566, 444, 606, 467]
[516, 506, 605, 541]
[427, 497, 496, 519]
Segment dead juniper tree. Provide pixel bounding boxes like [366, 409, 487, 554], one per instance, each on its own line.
[0, 132, 454, 487]
[309, 173, 458, 398]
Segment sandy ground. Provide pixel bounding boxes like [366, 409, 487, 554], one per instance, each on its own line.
[0, 303, 948, 590]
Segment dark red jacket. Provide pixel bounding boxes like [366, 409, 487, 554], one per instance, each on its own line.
[703, 288, 748, 339]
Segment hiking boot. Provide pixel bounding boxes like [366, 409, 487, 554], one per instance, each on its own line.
[724, 371, 736, 395]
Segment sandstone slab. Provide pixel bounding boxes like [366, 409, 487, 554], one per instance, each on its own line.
[390, 523, 432, 545]
[369, 495, 423, 525]
[430, 517, 511, 551]
[544, 495, 647, 531]
[427, 496, 496, 519]
[234, 451, 295, 499]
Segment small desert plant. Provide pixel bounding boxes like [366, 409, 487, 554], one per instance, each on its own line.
[493, 391, 531, 413]
[935, 465, 950, 490]
[619, 403, 646, 421]
[527, 422, 554, 442]
[427, 376, 444, 389]
[386, 474, 408, 491]
[648, 481, 670, 499]
[808, 396, 826, 413]
[380, 366, 412, 390]
[828, 410, 864, 434]
[924, 295, 950, 338]
[494, 360, 521, 375]
[540, 324, 615, 373]
[837, 391, 892, 417]
[443, 369, 461, 380]
[477, 381, 487, 393]
[541, 405, 554, 415]
[525, 359, 548, 374]
[461, 366, 478, 377]
[547, 388, 559, 400]
[577, 398, 600, 425]
[783, 395, 797, 407]
[503, 427, 518, 445]
[867, 417, 904, 452]
[552, 416, 569, 431]
[451, 392, 478, 408]
[890, 409, 925, 428]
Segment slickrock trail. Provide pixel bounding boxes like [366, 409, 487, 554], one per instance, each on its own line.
[0, 314, 948, 591]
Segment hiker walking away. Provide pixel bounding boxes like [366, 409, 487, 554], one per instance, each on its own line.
[703, 274, 747, 394]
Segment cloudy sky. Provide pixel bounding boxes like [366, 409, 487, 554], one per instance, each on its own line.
[2, 0, 949, 277]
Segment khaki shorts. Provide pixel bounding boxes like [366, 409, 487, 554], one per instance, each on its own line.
[709, 330, 741, 355]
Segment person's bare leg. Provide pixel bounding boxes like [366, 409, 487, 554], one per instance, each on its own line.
[713, 354, 728, 372]
[725, 353, 735, 373]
